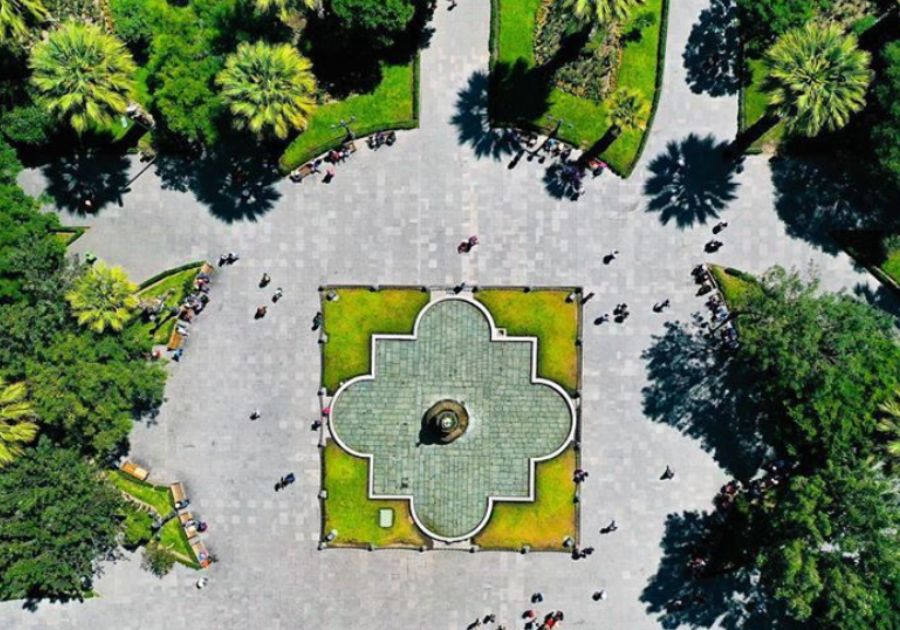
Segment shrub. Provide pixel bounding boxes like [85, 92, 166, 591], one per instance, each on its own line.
[109, 0, 160, 60]
[329, 0, 416, 48]
[141, 541, 175, 577]
[121, 505, 153, 549]
[0, 104, 58, 147]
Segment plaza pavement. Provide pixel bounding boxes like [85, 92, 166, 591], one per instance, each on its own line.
[7, 0, 896, 628]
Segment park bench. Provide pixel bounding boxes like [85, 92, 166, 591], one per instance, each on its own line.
[290, 163, 314, 183]
[191, 538, 211, 568]
[169, 481, 189, 509]
[119, 460, 150, 481]
[179, 511, 198, 538]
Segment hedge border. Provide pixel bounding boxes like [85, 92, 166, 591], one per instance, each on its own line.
[137, 260, 206, 290]
[53, 226, 89, 247]
[278, 56, 421, 174]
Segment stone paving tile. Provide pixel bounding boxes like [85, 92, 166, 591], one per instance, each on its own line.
[331, 298, 573, 540]
[5, 0, 897, 628]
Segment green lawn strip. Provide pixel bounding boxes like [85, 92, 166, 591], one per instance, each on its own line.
[279, 60, 418, 173]
[883, 248, 900, 285]
[708, 264, 758, 311]
[474, 289, 578, 394]
[472, 444, 576, 550]
[322, 287, 430, 393]
[833, 230, 900, 288]
[322, 440, 428, 547]
[131, 264, 204, 345]
[52, 226, 88, 246]
[490, 0, 666, 175]
[738, 57, 784, 152]
[108, 471, 199, 568]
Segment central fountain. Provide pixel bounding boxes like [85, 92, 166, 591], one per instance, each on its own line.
[420, 399, 469, 444]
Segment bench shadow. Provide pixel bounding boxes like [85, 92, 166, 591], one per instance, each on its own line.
[644, 134, 742, 229]
[40, 149, 132, 216]
[683, 0, 742, 97]
[641, 315, 767, 481]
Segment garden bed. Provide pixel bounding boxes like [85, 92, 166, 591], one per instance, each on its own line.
[472, 444, 577, 551]
[279, 59, 419, 173]
[321, 440, 428, 548]
[489, 0, 668, 176]
[708, 264, 758, 310]
[132, 262, 205, 345]
[108, 470, 199, 567]
[320, 286, 430, 394]
[475, 288, 580, 394]
[52, 226, 89, 246]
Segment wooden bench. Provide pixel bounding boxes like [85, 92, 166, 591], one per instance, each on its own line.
[179, 511, 198, 538]
[119, 460, 149, 481]
[191, 538, 211, 568]
[169, 482, 188, 508]
[290, 164, 314, 182]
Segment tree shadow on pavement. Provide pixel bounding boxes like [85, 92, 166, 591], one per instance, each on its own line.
[155, 137, 282, 223]
[644, 134, 742, 228]
[451, 71, 519, 160]
[770, 156, 890, 256]
[542, 161, 582, 201]
[41, 149, 132, 216]
[854, 283, 900, 329]
[683, 0, 742, 97]
[641, 511, 776, 630]
[641, 315, 767, 481]
[489, 59, 554, 131]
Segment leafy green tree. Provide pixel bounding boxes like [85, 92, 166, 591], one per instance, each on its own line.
[254, 0, 319, 19]
[109, 0, 159, 59]
[872, 41, 900, 187]
[29, 22, 137, 134]
[876, 388, 900, 464]
[0, 0, 49, 46]
[736, 267, 900, 461]
[329, 0, 416, 48]
[564, 0, 643, 25]
[0, 102, 59, 146]
[0, 440, 125, 601]
[737, 462, 900, 627]
[606, 87, 648, 136]
[763, 23, 871, 138]
[65, 261, 138, 333]
[736, 0, 829, 54]
[0, 378, 38, 466]
[26, 329, 166, 458]
[216, 41, 317, 139]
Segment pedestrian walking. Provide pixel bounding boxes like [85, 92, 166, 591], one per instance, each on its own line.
[705, 239, 723, 253]
[250, 409, 261, 421]
[592, 590, 607, 601]
[712, 221, 728, 234]
[603, 250, 619, 264]
[580, 291, 595, 305]
[531, 592, 543, 603]
[196, 576, 209, 589]
[600, 519, 617, 534]
[448, 0, 457, 10]
[653, 299, 671, 312]
[272, 287, 283, 303]
[260, 273, 271, 287]
[255, 306, 267, 319]
[593, 314, 610, 325]
[661, 465, 675, 480]
[312, 311, 324, 331]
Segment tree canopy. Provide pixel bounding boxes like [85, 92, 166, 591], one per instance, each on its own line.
[0, 440, 125, 601]
[873, 41, 900, 187]
[329, 0, 416, 48]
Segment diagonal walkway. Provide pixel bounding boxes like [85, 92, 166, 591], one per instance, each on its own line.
[6, 1, 894, 628]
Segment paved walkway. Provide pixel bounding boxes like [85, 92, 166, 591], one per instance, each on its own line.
[7, 0, 894, 628]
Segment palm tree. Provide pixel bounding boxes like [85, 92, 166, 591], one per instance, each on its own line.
[607, 87, 649, 136]
[0, 0, 49, 46]
[66, 261, 138, 333]
[877, 389, 900, 464]
[216, 41, 317, 139]
[0, 379, 39, 467]
[254, 0, 320, 19]
[565, 0, 644, 26]
[29, 22, 136, 135]
[763, 23, 871, 138]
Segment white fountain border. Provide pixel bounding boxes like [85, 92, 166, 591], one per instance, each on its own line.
[327, 293, 578, 544]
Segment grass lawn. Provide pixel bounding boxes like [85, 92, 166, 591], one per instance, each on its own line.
[132, 264, 204, 345]
[472, 444, 576, 550]
[108, 471, 199, 567]
[279, 61, 418, 173]
[475, 289, 579, 393]
[322, 440, 428, 547]
[739, 57, 784, 152]
[490, 0, 667, 175]
[321, 287, 431, 393]
[833, 230, 900, 289]
[883, 248, 900, 284]
[52, 226, 88, 246]
[709, 265, 758, 310]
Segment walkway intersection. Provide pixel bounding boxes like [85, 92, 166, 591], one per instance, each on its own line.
[6, 0, 890, 628]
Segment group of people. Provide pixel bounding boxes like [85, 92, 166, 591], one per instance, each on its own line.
[366, 130, 397, 150]
[254, 272, 286, 319]
[692, 264, 738, 348]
